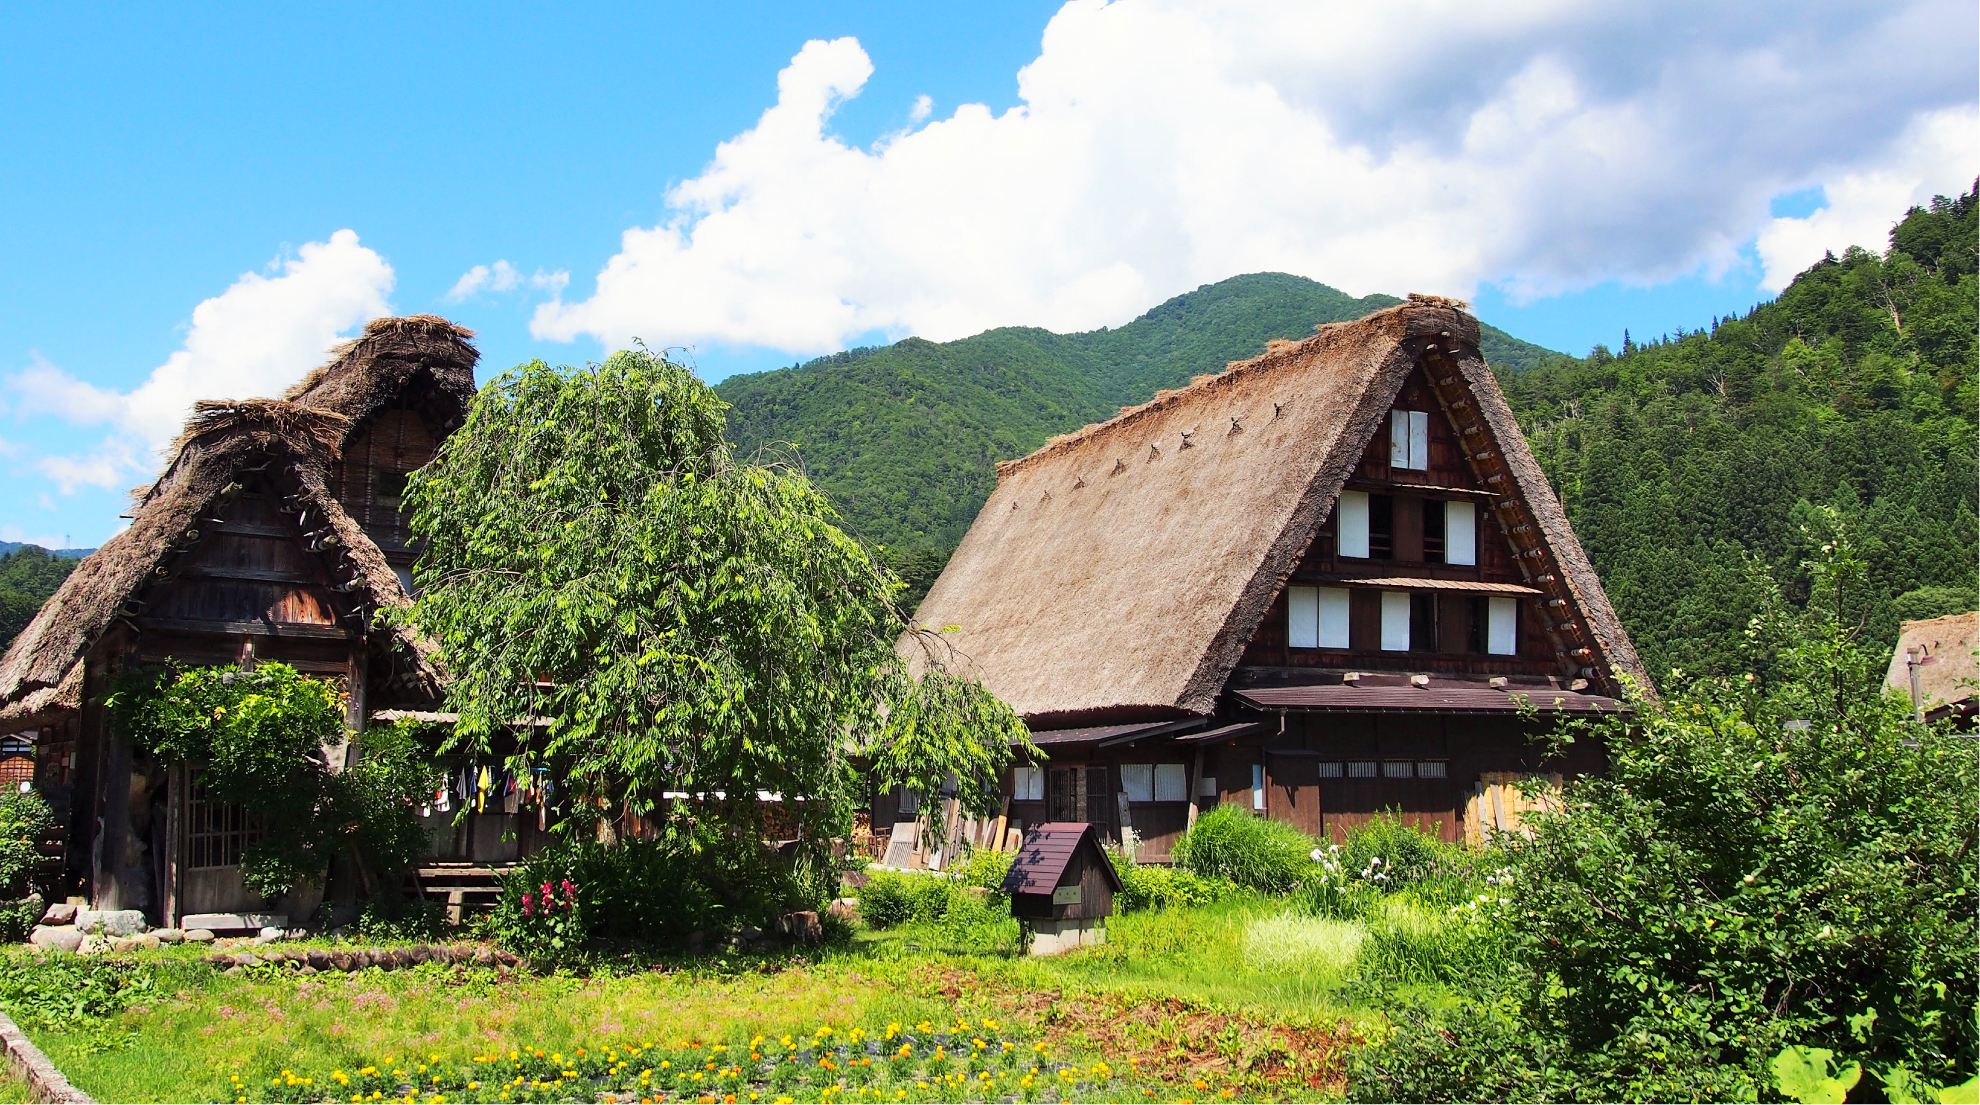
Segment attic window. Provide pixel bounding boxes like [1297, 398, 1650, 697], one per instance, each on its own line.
[1445, 501, 1477, 565]
[1380, 591, 1412, 651]
[1347, 761, 1378, 778]
[375, 470, 410, 503]
[1390, 410, 1429, 470]
[1337, 491, 1369, 558]
[1287, 586, 1349, 649]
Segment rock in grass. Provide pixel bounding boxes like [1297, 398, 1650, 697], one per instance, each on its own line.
[232, 952, 261, 968]
[153, 928, 183, 944]
[28, 925, 81, 953]
[329, 950, 353, 971]
[223, 965, 244, 976]
[185, 929, 215, 943]
[306, 949, 330, 970]
[39, 902, 76, 926]
[135, 933, 160, 950]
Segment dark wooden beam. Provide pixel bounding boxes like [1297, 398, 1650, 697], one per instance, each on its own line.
[133, 617, 352, 640]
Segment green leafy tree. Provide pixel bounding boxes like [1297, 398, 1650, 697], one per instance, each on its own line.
[107, 663, 429, 899]
[401, 348, 1029, 909]
[1351, 530, 1978, 1102]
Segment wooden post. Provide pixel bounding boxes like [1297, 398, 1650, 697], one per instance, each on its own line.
[990, 796, 1010, 852]
[1185, 747, 1205, 831]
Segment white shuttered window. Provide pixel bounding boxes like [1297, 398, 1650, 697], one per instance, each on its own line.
[1318, 587, 1350, 648]
[1380, 591, 1412, 651]
[1337, 491, 1370, 558]
[1445, 501, 1476, 565]
[1289, 586, 1349, 648]
[1121, 764, 1154, 803]
[1154, 764, 1187, 802]
[1390, 410, 1429, 470]
[1012, 765, 1044, 801]
[1288, 586, 1318, 648]
[1487, 596, 1519, 655]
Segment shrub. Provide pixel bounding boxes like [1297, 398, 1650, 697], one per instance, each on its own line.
[947, 848, 1014, 896]
[856, 870, 956, 929]
[0, 790, 54, 940]
[1170, 804, 1315, 893]
[1350, 538, 1979, 1100]
[485, 828, 799, 960]
[1339, 812, 1445, 889]
[350, 895, 447, 943]
[1110, 853, 1233, 912]
[0, 954, 153, 1032]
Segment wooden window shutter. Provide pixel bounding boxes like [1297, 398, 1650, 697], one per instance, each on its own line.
[1318, 587, 1350, 649]
[1288, 586, 1319, 648]
[1337, 491, 1370, 558]
[1446, 501, 1477, 565]
[1487, 596, 1519, 655]
[1380, 591, 1412, 652]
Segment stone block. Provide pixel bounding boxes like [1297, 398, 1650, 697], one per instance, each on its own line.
[306, 949, 330, 970]
[233, 952, 261, 968]
[28, 925, 81, 953]
[76, 933, 108, 955]
[1026, 917, 1106, 957]
[258, 926, 284, 940]
[76, 909, 147, 937]
[39, 902, 75, 926]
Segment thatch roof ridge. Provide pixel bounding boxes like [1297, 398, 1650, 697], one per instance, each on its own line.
[281, 313, 479, 436]
[997, 301, 1472, 481]
[1885, 611, 1978, 712]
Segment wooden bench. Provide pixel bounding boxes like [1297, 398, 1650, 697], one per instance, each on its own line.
[407, 863, 511, 925]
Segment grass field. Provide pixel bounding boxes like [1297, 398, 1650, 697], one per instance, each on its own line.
[10, 896, 1406, 1104]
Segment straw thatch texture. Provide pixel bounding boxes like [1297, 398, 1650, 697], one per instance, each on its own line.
[0, 660, 80, 730]
[0, 316, 479, 709]
[1884, 612, 1978, 713]
[910, 301, 1647, 725]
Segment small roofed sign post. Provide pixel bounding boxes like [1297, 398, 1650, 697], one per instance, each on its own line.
[1000, 822, 1122, 955]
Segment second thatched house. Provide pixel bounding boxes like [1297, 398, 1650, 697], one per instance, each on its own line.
[0, 316, 482, 926]
[896, 298, 1649, 861]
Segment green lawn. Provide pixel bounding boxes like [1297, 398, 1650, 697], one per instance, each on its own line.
[12, 899, 1399, 1104]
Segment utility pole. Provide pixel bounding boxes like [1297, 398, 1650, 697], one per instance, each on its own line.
[1906, 646, 1937, 722]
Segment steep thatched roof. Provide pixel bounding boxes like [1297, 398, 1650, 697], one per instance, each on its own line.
[0, 659, 80, 731]
[0, 316, 479, 711]
[909, 299, 1648, 726]
[1885, 612, 1978, 715]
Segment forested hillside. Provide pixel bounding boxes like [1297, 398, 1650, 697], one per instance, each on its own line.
[1509, 186, 1978, 683]
[0, 546, 80, 649]
[715, 273, 1554, 592]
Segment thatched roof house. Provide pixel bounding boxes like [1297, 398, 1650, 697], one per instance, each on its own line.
[0, 315, 479, 922]
[898, 298, 1646, 859]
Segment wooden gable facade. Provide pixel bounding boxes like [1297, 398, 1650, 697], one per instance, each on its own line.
[902, 299, 1646, 866]
[0, 316, 479, 925]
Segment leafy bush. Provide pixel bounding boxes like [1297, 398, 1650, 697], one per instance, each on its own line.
[1338, 812, 1445, 889]
[0, 954, 153, 1032]
[0, 790, 54, 940]
[947, 848, 1013, 896]
[856, 871, 956, 929]
[350, 895, 447, 943]
[106, 663, 430, 898]
[1350, 537, 1980, 1101]
[485, 829, 798, 959]
[1110, 853, 1233, 912]
[1170, 804, 1315, 894]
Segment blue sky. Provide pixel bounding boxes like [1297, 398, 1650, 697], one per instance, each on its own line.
[2, 1, 1974, 548]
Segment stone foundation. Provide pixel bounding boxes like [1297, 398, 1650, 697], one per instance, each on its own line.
[1027, 917, 1105, 956]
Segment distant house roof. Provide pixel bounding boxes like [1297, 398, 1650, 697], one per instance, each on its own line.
[1886, 612, 1978, 719]
[1001, 822, 1124, 896]
[0, 316, 479, 713]
[907, 299, 1647, 727]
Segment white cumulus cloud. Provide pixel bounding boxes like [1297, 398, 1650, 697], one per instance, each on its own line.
[9, 229, 394, 488]
[1755, 105, 1979, 291]
[533, 0, 1978, 357]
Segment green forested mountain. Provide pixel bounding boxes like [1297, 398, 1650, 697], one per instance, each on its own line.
[0, 546, 80, 650]
[1508, 187, 1978, 683]
[715, 273, 1554, 592]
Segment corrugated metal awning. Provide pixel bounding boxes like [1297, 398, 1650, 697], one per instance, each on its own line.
[1235, 683, 1622, 715]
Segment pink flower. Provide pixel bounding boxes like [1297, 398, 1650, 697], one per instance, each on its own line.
[561, 879, 576, 902]
[521, 892, 534, 917]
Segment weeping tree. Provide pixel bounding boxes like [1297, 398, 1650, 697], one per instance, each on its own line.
[400, 347, 1029, 905]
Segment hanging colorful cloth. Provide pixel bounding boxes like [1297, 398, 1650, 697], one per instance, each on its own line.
[477, 765, 492, 813]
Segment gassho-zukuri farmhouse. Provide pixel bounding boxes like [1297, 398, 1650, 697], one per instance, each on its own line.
[887, 297, 1649, 863]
